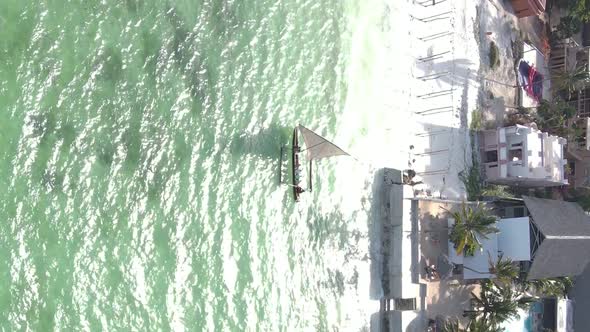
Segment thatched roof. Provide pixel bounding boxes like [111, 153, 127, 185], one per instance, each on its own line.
[523, 196, 590, 280]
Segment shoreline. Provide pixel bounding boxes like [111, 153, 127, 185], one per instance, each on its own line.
[326, 0, 485, 329]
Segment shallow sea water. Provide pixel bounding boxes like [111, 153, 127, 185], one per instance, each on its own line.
[0, 0, 409, 330]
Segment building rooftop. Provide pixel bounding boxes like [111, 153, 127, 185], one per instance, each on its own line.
[523, 196, 590, 279]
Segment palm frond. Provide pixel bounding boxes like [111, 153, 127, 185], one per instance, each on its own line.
[467, 281, 534, 326]
[448, 202, 498, 256]
[441, 318, 462, 332]
[488, 254, 519, 284]
[467, 317, 505, 332]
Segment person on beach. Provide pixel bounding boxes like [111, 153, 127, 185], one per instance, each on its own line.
[424, 264, 438, 280]
[403, 169, 423, 186]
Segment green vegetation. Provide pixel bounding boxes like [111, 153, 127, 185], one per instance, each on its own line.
[481, 185, 514, 199]
[447, 203, 499, 256]
[552, 66, 590, 99]
[554, 0, 590, 22]
[504, 98, 579, 142]
[565, 188, 590, 211]
[441, 319, 461, 332]
[570, 0, 590, 21]
[459, 160, 482, 201]
[552, 1, 590, 42]
[449, 254, 574, 330]
[464, 281, 536, 327]
[553, 15, 582, 40]
[470, 109, 484, 131]
[462, 254, 520, 286]
[461, 111, 484, 201]
[540, 67, 590, 147]
[460, 110, 515, 201]
[464, 254, 572, 297]
[535, 99, 576, 132]
[459, 263, 572, 329]
[488, 255, 520, 285]
[448, 276, 573, 331]
[564, 163, 573, 176]
[533, 98, 589, 145]
[504, 106, 535, 127]
[519, 277, 573, 298]
[464, 318, 505, 332]
[489, 41, 500, 69]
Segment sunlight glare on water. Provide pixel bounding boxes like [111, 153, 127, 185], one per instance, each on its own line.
[0, 0, 407, 330]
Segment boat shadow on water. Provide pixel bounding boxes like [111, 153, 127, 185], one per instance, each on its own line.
[225, 124, 292, 184]
[226, 125, 291, 159]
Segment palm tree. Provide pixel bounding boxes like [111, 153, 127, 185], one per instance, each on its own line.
[486, 64, 590, 98]
[552, 65, 590, 99]
[489, 254, 520, 285]
[441, 318, 461, 332]
[463, 254, 520, 285]
[464, 281, 536, 326]
[533, 98, 577, 135]
[447, 203, 499, 256]
[466, 317, 505, 332]
[519, 277, 573, 298]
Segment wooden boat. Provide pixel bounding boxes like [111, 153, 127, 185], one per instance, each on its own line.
[290, 125, 349, 202]
[292, 127, 301, 201]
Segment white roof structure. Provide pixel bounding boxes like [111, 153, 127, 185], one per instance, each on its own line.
[487, 125, 568, 187]
[497, 217, 531, 261]
[447, 218, 498, 279]
[465, 234, 498, 279]
[448, 217, 532, 279]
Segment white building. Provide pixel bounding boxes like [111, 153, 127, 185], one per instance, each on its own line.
[448, 196, 590, 280]
[377, 169, 590, 331]
[447, 215, 532, 279]
[479, 125, 568, 187]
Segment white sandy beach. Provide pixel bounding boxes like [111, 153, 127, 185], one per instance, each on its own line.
[306, 0, 484, 330]
[337, 0, 481, 203]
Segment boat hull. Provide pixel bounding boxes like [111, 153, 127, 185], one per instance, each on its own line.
[292, 128, 300, 202]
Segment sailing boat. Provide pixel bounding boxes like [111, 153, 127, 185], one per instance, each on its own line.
[290, 125, 349, 201]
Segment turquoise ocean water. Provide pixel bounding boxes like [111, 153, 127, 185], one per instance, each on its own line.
[0, 0, 394, 330]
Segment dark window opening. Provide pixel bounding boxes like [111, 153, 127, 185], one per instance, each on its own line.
[530, 220, 545, 259]
[513, 207, 525, 217]
[509, 149, 523, 162]
[485, 150, 498, 163]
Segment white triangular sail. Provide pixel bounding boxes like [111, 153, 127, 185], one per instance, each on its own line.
[297, 125, 349, 160]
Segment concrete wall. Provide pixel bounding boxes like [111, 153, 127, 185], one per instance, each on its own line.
[567, 146, 590, 188]
[481, 126, 567, 186]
